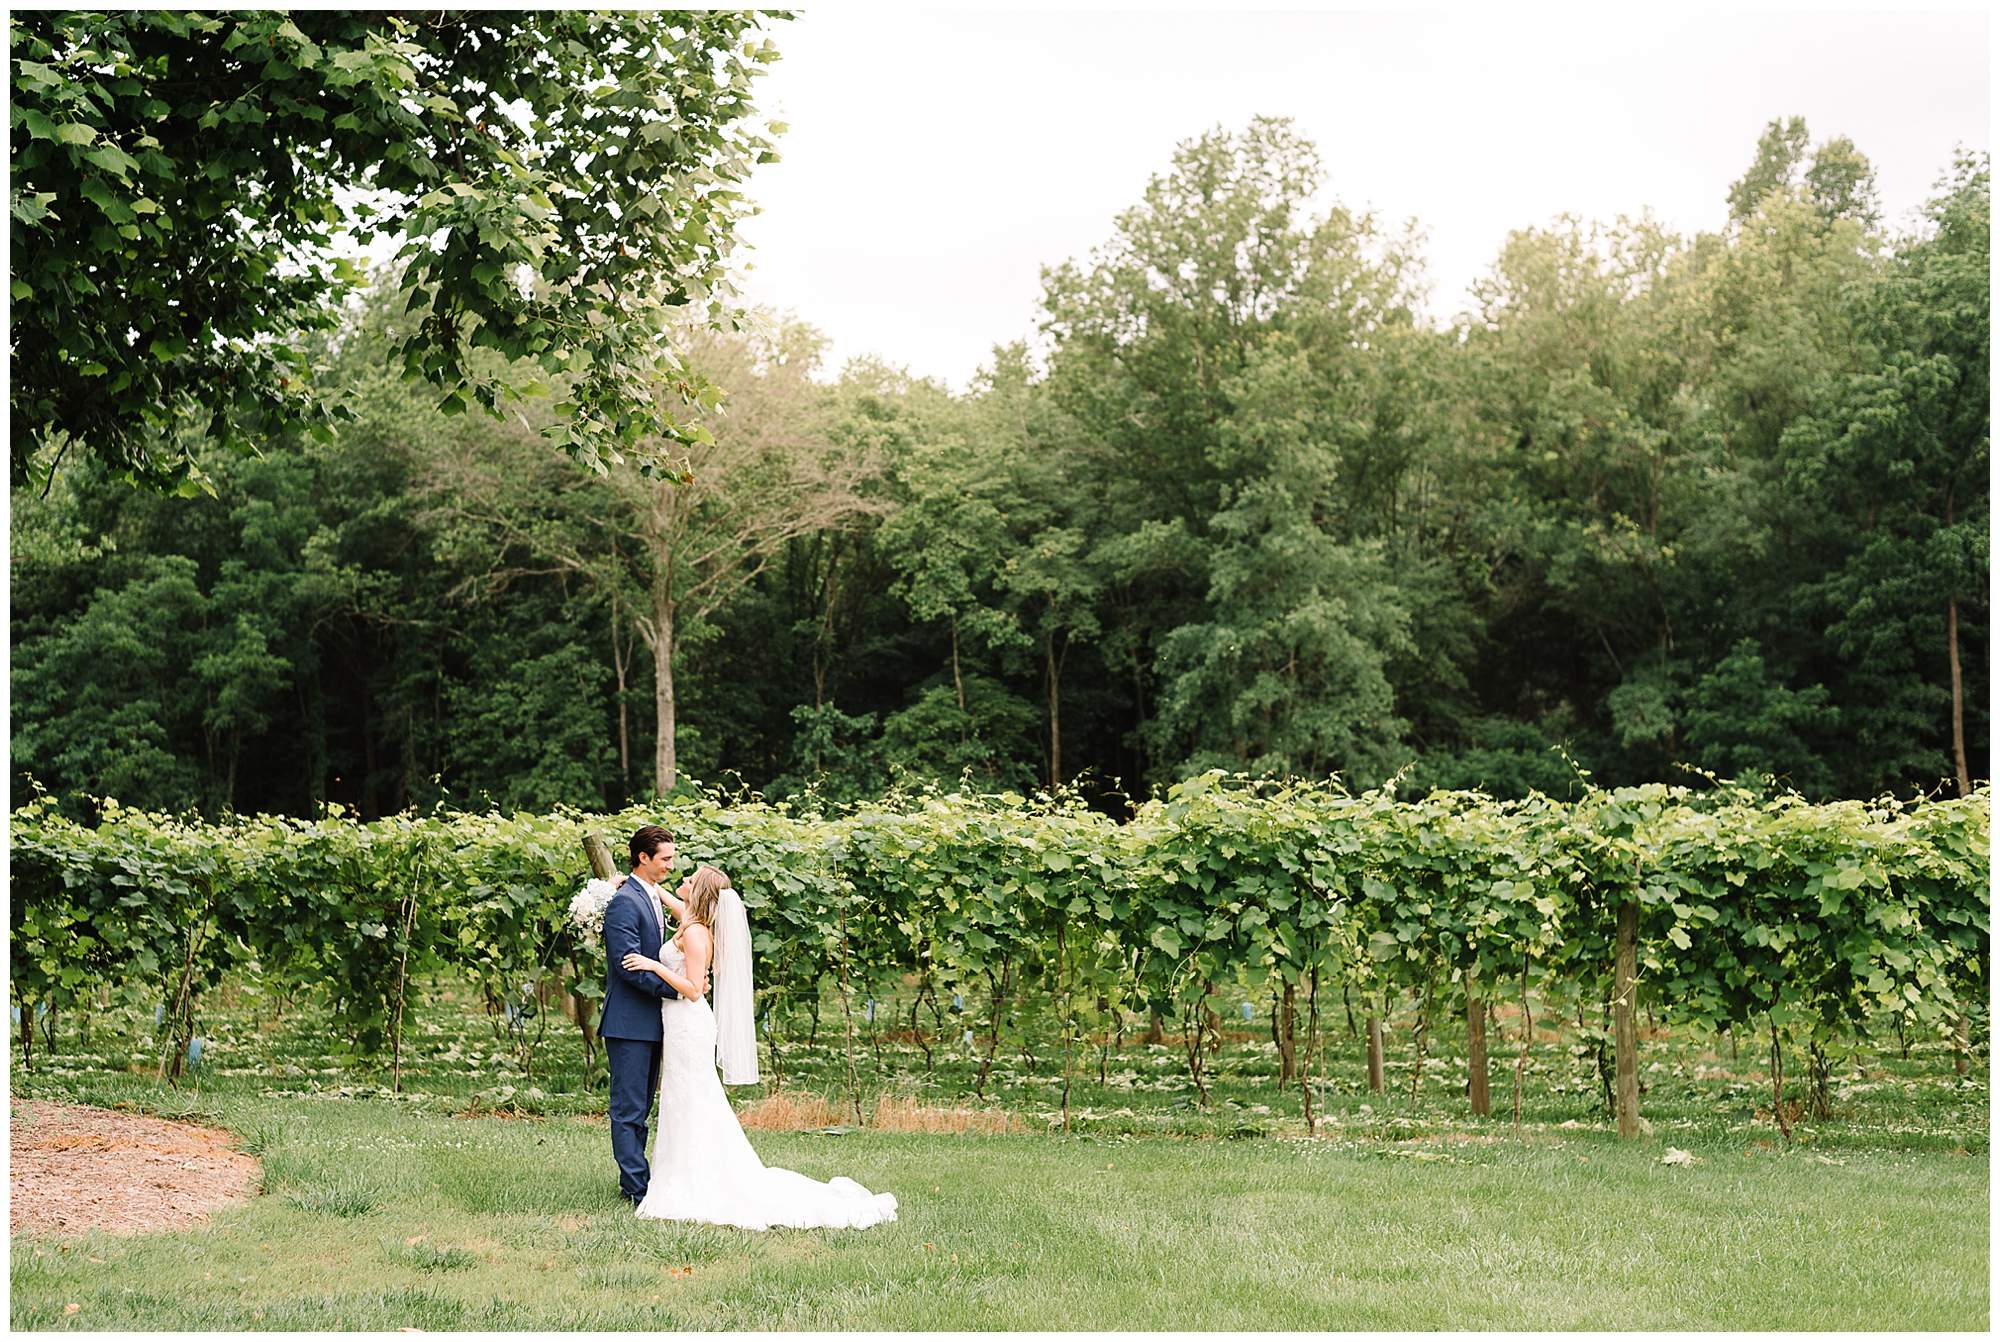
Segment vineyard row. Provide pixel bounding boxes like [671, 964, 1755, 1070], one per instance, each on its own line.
[10, 775, 1987, 1136]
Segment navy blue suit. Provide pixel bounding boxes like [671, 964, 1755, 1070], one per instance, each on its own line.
[600, 875, 679, 1203]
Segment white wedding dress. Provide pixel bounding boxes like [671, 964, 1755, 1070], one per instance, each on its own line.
[633, 939, 897, 1230]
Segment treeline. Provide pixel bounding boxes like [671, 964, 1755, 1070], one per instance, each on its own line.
[10, 117, 1988, 819]
[10, 780, 1987, 1132]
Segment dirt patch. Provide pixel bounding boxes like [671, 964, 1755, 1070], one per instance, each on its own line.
[10, 1099, 261, 1240]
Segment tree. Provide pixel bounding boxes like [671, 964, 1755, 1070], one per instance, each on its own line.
[876, 393, 1031, 724]
[1787, 151, 1989, 795]
[1149, 342, 1414, 785]
[10, 10, 783, 491]
[1680, 640, 1838, 795]
[427, 318, 885, 796]
[1041, 116, 1422, 534]
[1040, 118, 1430, 789]
[1727, 115, 1880, 226]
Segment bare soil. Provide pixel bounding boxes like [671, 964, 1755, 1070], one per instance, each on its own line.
[10, 1099, 261, 1240]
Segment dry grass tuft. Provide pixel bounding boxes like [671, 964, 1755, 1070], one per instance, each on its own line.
[735, 1090, 848, 1130]
[868, 1093, 1025, 1135]
[732, 1090, 1025, 1135]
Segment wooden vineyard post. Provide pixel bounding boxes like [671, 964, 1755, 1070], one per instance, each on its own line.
[839, 905, 862, 1125]
[1467, 996, 1490, 1118]
[390, 854, 420, 1095]
[576, 833, 621, 1076]
[1613, 897, 1641, 1139]
[583, 832, 619, 882]
[1057, 919, 1073, 1134]
[1410, 970, 1434, 1107]
[1512, 966, 1533, 1132]
[1303, 963, 1319, 1137]
[1366, 1012, 1384, 1092]
[1277, 979, 1297, 1091]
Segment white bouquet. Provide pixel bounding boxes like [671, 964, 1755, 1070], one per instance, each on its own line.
[568, 877, 620, 952]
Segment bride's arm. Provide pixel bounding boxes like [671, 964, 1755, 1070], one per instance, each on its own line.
[658, 880, 691, 925]
[619, 952, 703, 1001]
[678, 924, 712, 1000]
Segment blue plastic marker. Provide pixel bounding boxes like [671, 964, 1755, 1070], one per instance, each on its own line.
[1241, 1002, 1255, 1022]
[187, 1037, 204, 1065]
[952, 993, 964, 1011]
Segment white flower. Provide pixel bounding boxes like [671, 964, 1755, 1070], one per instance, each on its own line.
[568, 878, 620, 952]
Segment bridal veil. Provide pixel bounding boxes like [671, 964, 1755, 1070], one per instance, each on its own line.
[712, 884, 758, 1084]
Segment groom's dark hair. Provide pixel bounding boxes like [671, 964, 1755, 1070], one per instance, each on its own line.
[629, 824, 674, 868]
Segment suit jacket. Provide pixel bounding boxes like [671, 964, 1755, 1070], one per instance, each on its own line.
[598, 874, 680, 1041]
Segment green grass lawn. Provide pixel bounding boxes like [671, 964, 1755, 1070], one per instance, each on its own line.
[10, 1095, 1989, 1331]
[12, 973, 1989, 1329]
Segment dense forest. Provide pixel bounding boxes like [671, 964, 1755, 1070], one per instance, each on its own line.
[12, 116, 1989, 820]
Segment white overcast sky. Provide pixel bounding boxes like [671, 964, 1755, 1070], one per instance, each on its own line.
[730, 8, 1990, 388]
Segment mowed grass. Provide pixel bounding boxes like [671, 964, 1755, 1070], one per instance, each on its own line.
[11, 1095, 1988, 1330]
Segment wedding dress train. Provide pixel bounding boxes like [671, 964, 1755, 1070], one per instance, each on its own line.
[633, 941, 897, 1230]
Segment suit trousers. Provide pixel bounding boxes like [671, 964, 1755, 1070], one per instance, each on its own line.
[605, 1035, 664, 1202]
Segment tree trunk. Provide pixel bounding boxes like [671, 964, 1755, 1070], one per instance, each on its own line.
[1614, 898, 1641, 1139]
[1955, 1014, 1971, 1076]
[1467, 997, 1490, 1118]
[611, 600, 632, 796]
[950, 611, 966, 715]
[652, 591, 677, 795]
[1046, 631, 1063, 790]
[1365, 1015, 1384, 1092]
[1949, 592, 1970, 797]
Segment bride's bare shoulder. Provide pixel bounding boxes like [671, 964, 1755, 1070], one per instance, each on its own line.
[683, 922, 715, 951]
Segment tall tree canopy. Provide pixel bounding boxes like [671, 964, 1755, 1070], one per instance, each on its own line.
[11, 114, 1988, 819]
[9, 9, 783, 491]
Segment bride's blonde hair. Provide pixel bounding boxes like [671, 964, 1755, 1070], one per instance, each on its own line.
[682, 864, 730, 931]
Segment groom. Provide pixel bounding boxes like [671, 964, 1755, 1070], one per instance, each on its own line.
[600, 824, 680, 1206]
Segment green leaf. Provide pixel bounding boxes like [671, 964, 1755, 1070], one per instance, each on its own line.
[84, 143, 143, 179]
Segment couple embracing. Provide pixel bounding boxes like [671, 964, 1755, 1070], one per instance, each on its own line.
[599, 825, 897, 1230]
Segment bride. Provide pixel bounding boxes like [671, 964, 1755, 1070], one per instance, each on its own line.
[620, 864, 897, 1231]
